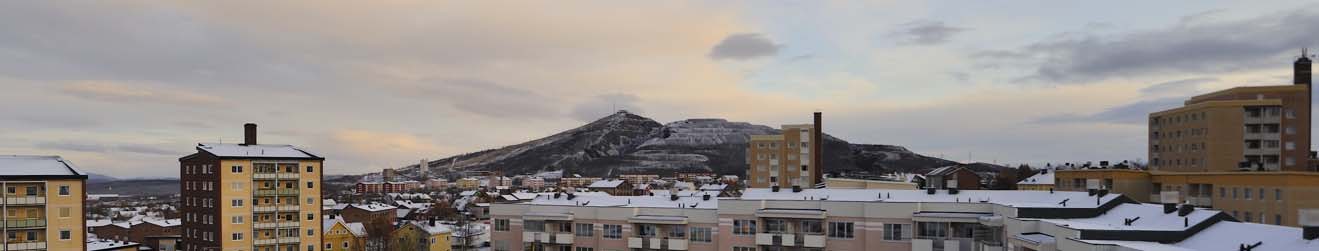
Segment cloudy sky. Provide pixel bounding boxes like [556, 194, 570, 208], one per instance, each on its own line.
[3, 1, 1318, 178]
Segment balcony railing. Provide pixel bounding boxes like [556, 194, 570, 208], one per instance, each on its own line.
[6, 218, 45, 229]
[6, 242, 46, 251]
[253, 237, 300, 245]
[253, 205, 301, 213]
[253, 173, 300, 180]
[253, 189, 300, 196]
[626, 237, 687, 250]
[253, 221, 299, 229]
[5, 196, 46, 205]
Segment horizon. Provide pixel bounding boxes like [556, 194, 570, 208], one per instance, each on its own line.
[4, 1, 1319, 178]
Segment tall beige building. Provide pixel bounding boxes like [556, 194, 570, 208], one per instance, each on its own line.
[180, 124, 323, 251]
[746, 112, 823, 188]
[0, 155, 87, 251]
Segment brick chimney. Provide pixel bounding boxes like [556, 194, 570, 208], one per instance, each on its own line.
[812, 112, 823, 186]
[243, 123, 257, 145]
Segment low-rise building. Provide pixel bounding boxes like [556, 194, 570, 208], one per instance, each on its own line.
[1056, 168, 1319, 226]
[323, 216, 367, 251]
[522, 177, 546, 190]
[619, 174, 661, 185]
[391, 220, 452, 251]
[587, 179, 635, 196]
[558, 177, 602, 188]
[426, 178, 449, 189]
[491, 188, 1319, 251]
[457, 178, 481, 190]
[1016, 169, 1056, 191]
[924, 165, 982, 190]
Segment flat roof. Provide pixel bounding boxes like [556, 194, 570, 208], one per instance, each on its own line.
[1034, 203, 1220, 231]
[736, 188, 1120, 209]
[193, 143, 323, 159]
[523, 191, 719, 209]
[0, 155, 87, 178]
[1079, 221, 1316, 251]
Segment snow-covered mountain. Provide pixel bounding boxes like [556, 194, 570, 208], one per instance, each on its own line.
[398, 111, 957, 178]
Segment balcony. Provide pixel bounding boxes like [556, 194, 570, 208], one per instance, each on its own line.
[253, 221, 299, 229]
[522, 232, 554, 243]
[626, 237, 686, 250]
[6, 218, 45, 229]
[6, 242, 45, 251]
[253, 205, 300, 213]
[551, 233, 573, 244]
[5, 196, 45, 205]
[253, 173, 300, 180]
[253, 189, 300, 196]
[914, 237, 973, 251]
[800, 234, 825, 248]
[754, 233, 795, 246]
[253, 237, 300, 245]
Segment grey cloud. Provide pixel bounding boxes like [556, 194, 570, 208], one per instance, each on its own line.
[35, 141, 108, 152]
[1031, 97, 1183, 125]
[1139, 77, 1217, 96]
[983, 8, 1319, 83]
[708, 33, 780, 60]
[116, 144, 182, 155]
[570, 94, 644, 122]
[401, 79, 562, 119]
[893, 20, 968, 45]
[60, 81, 224, 106]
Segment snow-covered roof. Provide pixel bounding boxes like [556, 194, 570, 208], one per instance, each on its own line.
[349, 203, 396, 212]
[1080, 221, 1318, 251]
[1034, 203, 1220, 231]
[737, 188, 1120, 209]
[698, 184, 728, 191]
[1017, 169, 1055, 185]
[323, 217, 366, 236]
[195, 143, 321, 159]
[926, 165, 965, 176]
[524, 191, 718, 209]
[394, 201, 430, 209]
[396, 208, 412, 218]
[409, 221, 453, 235]
[588, 179, 625, 188]
[459, 191, 478, 197]
[87, 219, 113, 228]
[87, 238, 140, 251]
[142, 218, 181, 228]
[0, 155, 86, 177]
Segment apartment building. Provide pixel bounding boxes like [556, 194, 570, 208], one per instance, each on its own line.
[1015, 169, 1055, 191]
[179, 124, 323, 251]
[558, 177, 602, 189]
[457, 178, 481, 190]
[0, 155, 88, 251]
[389, 221, 452, 251]
[618, 174, 660, 187]
[1148, 53, 1312, 171]
[1056, 169, 1319, 227]
[492, 188, 1319, 251]
[746, 112, 823, 188]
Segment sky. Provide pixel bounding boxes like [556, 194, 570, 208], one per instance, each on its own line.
[3, 1, 1319, 178]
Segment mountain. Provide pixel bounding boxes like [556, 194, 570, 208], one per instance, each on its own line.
[87, 179, 179, 196]
[398, 111, 958, 178]
[86, 172, 119, 183]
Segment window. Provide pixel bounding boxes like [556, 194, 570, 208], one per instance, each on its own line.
[1276, 189, 1283, 201]
[800, 220, 823, 234]
[59, 207, 70, 218]
[524, 221, 544, 232]
[1219, 187, 1226, 198]
[232, 216, 244, 224]
[232, 199, 243, 207]
[232, 233, 243, 241]
[603, 224, 622, 239]
[575, 223, 593, 236]
[883, 223, 911, 241]
[1276, 214, 1283, 225]
[25, 230, 35, 241]
[325, 243, 332, 250]
[669, 226, 686, 238]
[308, 229, 315, 236]
[828, 222, 854, 239]
[917, 222, 947, 238]
[494, 219, 509, 231]
[575, 248, 594, 251]
[638, 225, 656, 237]
[733, 247, 758, 251]
[689, 227, 712, 242]
[1245, 212, 1253, 222]
[232, 165, 243, 173]
[307, 213, 315, 221]
[58, 185, 70, 196]
[766, 219, 786, 233]
[307, 166, 315, 172]
[307, 182, 315, 189]
[733, 220, 756, 235]
[1245, 188, 1252, 200]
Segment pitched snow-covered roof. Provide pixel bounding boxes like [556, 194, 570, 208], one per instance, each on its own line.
[588, 179, 625, 188]
[143, 218, 181, 227]
[737, 188, 1119, 209]
[409, 221, 453, 235]
[0, 155, 86, 177]
[1079, 221, 1319, 251]
[349, 203, 396, 212]
[87, 219, 113, 228]
[926, 165, 965, 176]
[194, 143, 321, 159]
[1017, 169, 1055, 185]
[699, 184, 728, 191]
[87, 238, 140, 251]
[1033, 203, 1221, 231]
[323, 217, 366, 236]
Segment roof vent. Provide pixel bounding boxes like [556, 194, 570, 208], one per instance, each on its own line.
[566, 193, 576, 200]
[1178, 204, 1194, 217]
[948, 188, 959, 194]
[791, 185, 802, 193]
[1163, 203, 1177, 214]
[1097, 189, 1109, 198]
[1300, 209, 1319, 240]
[1239, 241, 1262, 251]
[1087, 189, 1097, 196]
[1057, 198, 1069, 207]
[771, 185, 780, 192]
[670, 194, 679, 201]
[926, 188, 936, 195]
[1123, 217, 1141, 226]
[702, 194, 711, 201]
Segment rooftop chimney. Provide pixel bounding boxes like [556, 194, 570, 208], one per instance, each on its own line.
[1296, 48, 1312, 86]
[1301, 209, 1319, 240]
[1177, 204, 1195, 217]
[243, 123, 257, 145]
[812, 112, 823, 186]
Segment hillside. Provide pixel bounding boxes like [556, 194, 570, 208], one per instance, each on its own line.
[397, 111, 959, 178]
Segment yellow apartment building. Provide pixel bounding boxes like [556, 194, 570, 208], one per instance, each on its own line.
[0, 155, 87, 251]
[390, 221, 451, 251]
[746, 112, 823, 188]
[322, 216, 366, 251]
[179, 124, 323, 251]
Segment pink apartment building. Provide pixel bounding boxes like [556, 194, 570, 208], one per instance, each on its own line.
[491, 187, 1319, 251]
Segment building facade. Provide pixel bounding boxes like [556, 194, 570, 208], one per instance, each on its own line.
[747, 112, 823, 188]
[179, 124, 323, 251]
[1148, 54, 1312, 171]
[1056, 169, 1319, 227]
[0, 155, 88, 251]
